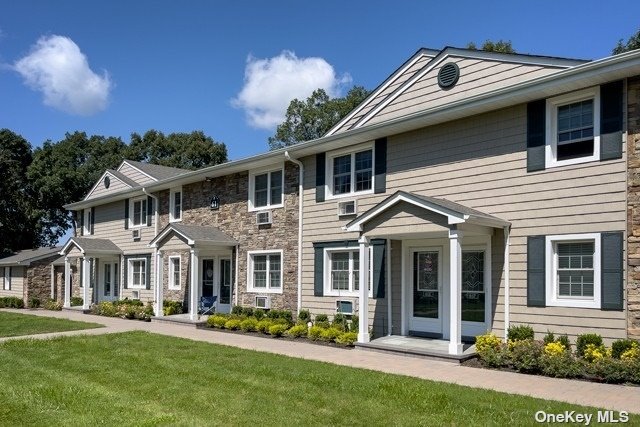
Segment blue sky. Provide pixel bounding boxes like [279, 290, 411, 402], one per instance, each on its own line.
[1, 1, 638, 161]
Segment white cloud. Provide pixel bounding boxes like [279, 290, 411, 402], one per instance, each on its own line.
[14, 35, 111, 115]
[233, 50, 351, 129]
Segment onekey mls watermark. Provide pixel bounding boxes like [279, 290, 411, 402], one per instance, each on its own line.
[535, 410, 629, 425]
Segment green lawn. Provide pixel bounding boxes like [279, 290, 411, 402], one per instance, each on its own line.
[0, 332, 634, 426]
[0, 311, 103, 337]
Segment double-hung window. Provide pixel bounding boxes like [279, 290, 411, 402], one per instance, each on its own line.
[327, 145, 373, 198]
[128, 259, 147, 289]
[169, 188, 182, 222]
[168, 256, 181, 290]
[249, 168, 283, 211]
[324, 248, 372, 296]
[545, 234, 601, 308]
[2, 267, 10, 290]
[546, 88, 600, 168]
[247, 250, 282, 292]
[131, 198, 147, 228]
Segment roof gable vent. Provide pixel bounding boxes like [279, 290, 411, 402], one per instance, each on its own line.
[438, 62, 460, 89]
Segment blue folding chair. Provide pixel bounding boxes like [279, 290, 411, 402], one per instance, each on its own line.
[199, 296, 217, 315]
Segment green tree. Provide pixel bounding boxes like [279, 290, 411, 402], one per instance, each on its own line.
[0, 129, 41, 255]
[126, 130, 227, 170]
[268, 86, 370, 150]
[613, 28, 640, 54]
[467, 40, 516, 54]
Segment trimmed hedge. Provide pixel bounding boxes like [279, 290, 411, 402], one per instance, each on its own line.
[0, 297, 25, 308]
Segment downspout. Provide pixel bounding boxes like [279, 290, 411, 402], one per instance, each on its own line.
[143, 188, 161, 315]
[503, 226, 511, 341]
[284, 151, 304, 314]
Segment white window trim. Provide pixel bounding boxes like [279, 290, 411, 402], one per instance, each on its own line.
[323, 247, 373, 297]
[545, 87, 600, 169]
[129, 197, 148, 229]
[83, 209, 91, 236]
[128, 258, 147, 289]
[247, 249, 284, 294]
[169, 187, 182, 223]
[168, 256, 181, 290]
[545, 233, 601, 309]
[325, 143, 375, 200]
[3, 267, 10, 291]
[248, 165, 285, 212]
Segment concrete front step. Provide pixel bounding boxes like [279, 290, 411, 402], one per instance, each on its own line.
[151, 315, 207, 328]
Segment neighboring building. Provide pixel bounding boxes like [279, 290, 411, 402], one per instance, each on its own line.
[0, 247, 64, 305]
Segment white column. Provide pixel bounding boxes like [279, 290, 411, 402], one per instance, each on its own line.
[386, 239, 392, 336]
[449, 227, 463, 355]
[63, 257, 71, 308]
[82, 257, 91, 310]
[503, 226, 511, 341]
[155, 250, 163, 317]
[189, 248, 200, 321]
[358, 236, 370, 343]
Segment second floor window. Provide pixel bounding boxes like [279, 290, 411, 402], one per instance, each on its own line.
[170, 189, 182, 222]
[330, 148, 373, 197]
[250, 168, 283, 210]
[131, 199, 147, 227]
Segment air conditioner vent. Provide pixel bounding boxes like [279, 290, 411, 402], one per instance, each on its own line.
[255, 295, 271, 309]
[337, 200, 357, 217]
[336, 300, 354, 315]
[256, 210, 272, 225]
[132, 229, 141, 241]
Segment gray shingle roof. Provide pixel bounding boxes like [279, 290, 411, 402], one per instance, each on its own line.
[0, 246, 62, 266]
[62, 237, 122, 254]
[152, 223, 238, 246]
[408, 192, 506, 224]
[108, 169, 139, 187]
[125, 160, 190, 180]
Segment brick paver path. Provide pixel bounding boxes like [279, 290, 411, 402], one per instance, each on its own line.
[2, 308, 638, 414]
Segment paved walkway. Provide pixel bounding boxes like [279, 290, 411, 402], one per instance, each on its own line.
[2, 308, 639, 414]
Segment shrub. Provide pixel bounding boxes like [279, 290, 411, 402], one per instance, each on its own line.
[509, 340, 542, 373]
[254, 308, 265, 320]
[297, 309, 310, 322]
[350, 315, 359, 333]
[576, 333, 603, 357]
[97, 302, 118, 317]
[556, 335, 571, 351]
[543, 341, 566, 357]
[336, 331, 357, 346]
[0, 297, 25, 308]
[44, 299, 62, 311]
[332, 313, 349, 332]
[140, 302, 154, 321]
[207, 315, 228, 329]
[507, 324, 534, 342]
[583, 343, 608, 363]
[612, 339, 638, 359]
[114, 298, 143, 307]
[242, 307, 255, 318]
[475, 333, 502, 354]
[543, 331, 555, 345]
[621, 344, 640, 362]
[231, 305, 243, 315]
[267, 309, 293, 323]
[588, 357, 630, 383]
[269, 324, 288, 337]
[539, 352, 583, 378]
[308, 325, 325, 341]
[70, 296, 83, 307]
[314, 313, 328, 322]
[286, 324, 308, 338]
[225, 319, 242, 330]
[28, 297, 41, 308]
[256, 319, 273, 334]
[163, 300, 184, 316]
[314, 320, 331, 329]
[240, 317, 258, 332]
[475, 334, 508, 368]
[320, 327, 342, 342]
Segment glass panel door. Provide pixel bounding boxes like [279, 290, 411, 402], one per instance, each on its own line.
[202, 259, 214, 297]
[461, 251, 485, 322]
[101, 262, 118, 301]
[413, 251, 440, 319]
[219, 259, 232, 312]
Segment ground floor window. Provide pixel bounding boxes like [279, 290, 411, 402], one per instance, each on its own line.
[169, 256, 181, 290]
[128, 259, 146, 289]
[247, 251, 282, 292]
[325, 248, 372, 297]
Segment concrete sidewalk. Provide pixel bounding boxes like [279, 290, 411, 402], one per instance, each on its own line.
[2, 308, 639, 414]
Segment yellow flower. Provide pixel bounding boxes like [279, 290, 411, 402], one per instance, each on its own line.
[544, 341, 566, 356]
[621, 346, 640, 361]
[584, 343, 607, 363]
[475, 333, 502, 353]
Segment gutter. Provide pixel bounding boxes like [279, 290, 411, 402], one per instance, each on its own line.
[284, 151, 304, 314]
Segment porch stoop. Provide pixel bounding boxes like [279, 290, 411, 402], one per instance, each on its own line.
[151, 314, 207, 328]
[355, 336, 476, 363]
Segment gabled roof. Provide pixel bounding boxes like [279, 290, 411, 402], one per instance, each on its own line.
[121, 160, 190, 181]
[84, 169, 138, 201]
[59, 237, 122, 256]
[149, 223, 238, 247]
[345, 191, 509, 232]
[0, 246, 62, 267]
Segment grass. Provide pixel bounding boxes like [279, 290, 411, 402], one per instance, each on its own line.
[0, 311, 103, 338]
[0, 332, 635, 426]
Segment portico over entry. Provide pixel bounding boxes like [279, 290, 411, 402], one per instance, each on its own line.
[343, 191, 510, 355]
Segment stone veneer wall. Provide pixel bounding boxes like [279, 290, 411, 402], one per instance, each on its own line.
[161, 250, 191, 310]
[24, 255, 60, 304]
[157, 162, 300, 311]
[627, 76, 640, 340]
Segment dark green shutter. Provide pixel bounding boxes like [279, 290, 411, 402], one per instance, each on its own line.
[123, 257, 128, 289]
[527, 100, 546, 172]
[90, 207, 95, 235]
[145, 254, 152, 290]
[79, 260, 83, 288]
[371, 239, 386, 299]
[315, 153, 326, 203]
[601, 231, 623, 310]
[374, 138, 387, 194]
[146, 197, 153, 227]
[124, 199, 129, 230]
[600, 80, 624, 161]
[80, 209, 85, 236]
[527, 236, 546, 307]
[314, 245, 324, 296]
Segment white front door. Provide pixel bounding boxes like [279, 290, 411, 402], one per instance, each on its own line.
[409, 248, 443, 337]
[100, 261, 119, 301]
[218, 258, 232, 314]
[199, 256, 232, 314]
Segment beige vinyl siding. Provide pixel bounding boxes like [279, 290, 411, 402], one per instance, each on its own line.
[118, 163, 155, 185]
[86, 174, 131, 200]
[335, 54, 433, 134]
[300, 103, 626, 341]
[0, 266, 25, 299]
[366, 56, 563, 127]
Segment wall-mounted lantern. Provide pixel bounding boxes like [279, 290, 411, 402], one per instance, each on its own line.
[210, 195, 220, 210]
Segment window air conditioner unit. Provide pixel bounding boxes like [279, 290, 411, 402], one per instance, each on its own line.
[131, 290, 140, 300]
[337, 200, 357, 217]
[336, 300, 354, 315]
[255, 295, 271, 310]
[132, 229, 141, 240]
[256, 210, 272, 225]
